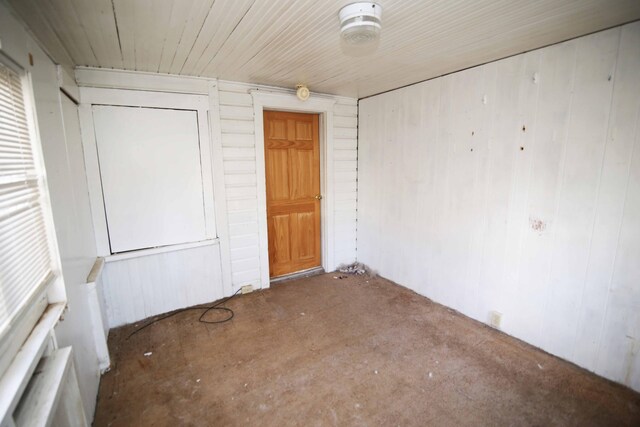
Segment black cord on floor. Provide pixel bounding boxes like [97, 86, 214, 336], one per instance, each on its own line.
[127, 288, 243, 339]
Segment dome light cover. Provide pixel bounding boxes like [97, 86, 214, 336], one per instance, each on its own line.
[339, 2, 383, 46]
[296, 84, 310, 101]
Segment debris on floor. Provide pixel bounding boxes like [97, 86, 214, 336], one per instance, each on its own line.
[143, 352, 152, 357]
[337, 262, 375, 276]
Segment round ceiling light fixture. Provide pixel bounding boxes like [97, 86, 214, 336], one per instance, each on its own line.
[296, 84, 310, 101]
[339, 2, 383, 46]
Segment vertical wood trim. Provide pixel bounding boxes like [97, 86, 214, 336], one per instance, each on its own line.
[78, 104, 110, 256]
[252, 101, 270, 288]
[86, 281, 110, 371]
[323, 111, 336, 271]
[55, 356, 88, 426]
[208, 80, 233, 296]
[85, 257, 110, 372]
[197, 109, 217, 239]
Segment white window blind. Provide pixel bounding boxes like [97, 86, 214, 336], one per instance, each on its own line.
[0, 62, 53, 340]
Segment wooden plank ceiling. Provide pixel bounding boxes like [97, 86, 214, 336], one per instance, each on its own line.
[8, 0, 640, 98]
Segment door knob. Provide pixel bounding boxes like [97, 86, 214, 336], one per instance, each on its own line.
[315, 194, 323, 200]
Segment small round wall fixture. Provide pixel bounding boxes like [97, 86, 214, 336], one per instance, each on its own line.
[339, 2, 383, 46]
[296, 84, 310, 101]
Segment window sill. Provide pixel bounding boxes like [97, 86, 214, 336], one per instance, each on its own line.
[0, 302, 66, 423]
[105, 239, 220, 263]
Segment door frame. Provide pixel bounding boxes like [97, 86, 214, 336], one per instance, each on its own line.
[250, 90, 337, 288]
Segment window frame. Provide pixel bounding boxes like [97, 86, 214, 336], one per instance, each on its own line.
[78, 87, 218, 257]
[0, 53, 64, 380]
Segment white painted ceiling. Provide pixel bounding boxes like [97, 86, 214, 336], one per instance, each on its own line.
[8, 0, 640, 98]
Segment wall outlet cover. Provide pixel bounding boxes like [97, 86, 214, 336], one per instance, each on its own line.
[489, 310, 502, 329]
[241, 285, 254, 294]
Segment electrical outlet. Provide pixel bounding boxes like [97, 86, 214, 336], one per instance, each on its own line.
[489, 310, 502, 329]
[240, 285, 254, 294]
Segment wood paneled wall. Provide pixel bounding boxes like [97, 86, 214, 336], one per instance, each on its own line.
[9, 0, 640, 97]
[357, 22, 640, 392]
[102, 244, 224, 327]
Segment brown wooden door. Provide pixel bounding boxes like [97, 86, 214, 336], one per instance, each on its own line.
[264, 111, 321, 278]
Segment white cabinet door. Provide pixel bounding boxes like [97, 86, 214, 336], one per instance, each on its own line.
[92, 106, 206, 253]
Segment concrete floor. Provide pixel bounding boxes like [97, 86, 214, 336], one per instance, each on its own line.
[94, 273, 640, 426]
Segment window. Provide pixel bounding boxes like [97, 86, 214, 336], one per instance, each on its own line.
[0, 61, 54, 347]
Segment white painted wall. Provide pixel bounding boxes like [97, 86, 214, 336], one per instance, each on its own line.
[0, 3, 103, 420]
[358, 22, 640, 392]
[101, 244, 224, 327]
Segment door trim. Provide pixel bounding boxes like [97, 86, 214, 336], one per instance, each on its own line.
[250, 91, 337, 289]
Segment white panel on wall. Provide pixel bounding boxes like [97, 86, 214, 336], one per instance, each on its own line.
[92, 106, 206, 253]
[592, 24, 640, 393]
[357, 22, 640, 392]
[101, 244, 224, 328]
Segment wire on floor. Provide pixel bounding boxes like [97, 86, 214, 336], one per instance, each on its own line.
[127, 288, 243, 339]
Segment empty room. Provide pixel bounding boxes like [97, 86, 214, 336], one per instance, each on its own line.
[1, 0, 640, 425]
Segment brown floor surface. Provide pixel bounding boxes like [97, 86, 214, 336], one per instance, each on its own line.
[94, 273, 640, 426]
